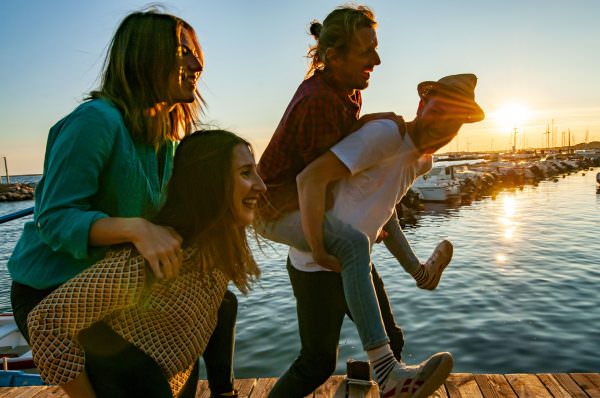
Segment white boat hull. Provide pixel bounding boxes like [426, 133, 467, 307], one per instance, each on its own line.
[413, 184, 461, 202]
[0, 314, 34, 370]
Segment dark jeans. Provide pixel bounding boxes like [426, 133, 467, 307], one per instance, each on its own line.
[268, 260, 404, 398]
[11, 281, 237, 397]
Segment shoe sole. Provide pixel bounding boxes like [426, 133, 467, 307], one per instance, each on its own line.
[423, 241, 453, 290]
[410, 353, 454, 398]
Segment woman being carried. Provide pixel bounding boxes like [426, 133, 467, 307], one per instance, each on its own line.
[28, 130, 266, 398]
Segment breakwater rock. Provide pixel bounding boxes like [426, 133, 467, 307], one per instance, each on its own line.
[0, 184, 34, 201]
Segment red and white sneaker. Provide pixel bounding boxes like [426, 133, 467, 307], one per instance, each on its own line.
[380, 352, 453, 398]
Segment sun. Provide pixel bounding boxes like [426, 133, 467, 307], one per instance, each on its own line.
[493, 102, 530, 132]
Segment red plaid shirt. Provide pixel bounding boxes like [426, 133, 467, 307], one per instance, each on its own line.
[258, 71, 361, 218]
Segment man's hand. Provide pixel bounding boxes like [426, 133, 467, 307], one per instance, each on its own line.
[354, 112, 405, 133]
[312, 249, 341, 273]
[375, 229, 389, 243]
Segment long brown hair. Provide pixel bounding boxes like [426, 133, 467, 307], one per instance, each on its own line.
[154, 130, 260, 294]
[306, 5, 376, 77]
[90, 9, 204, 146]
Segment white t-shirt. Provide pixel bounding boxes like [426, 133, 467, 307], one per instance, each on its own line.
[289, 119, 431, 272]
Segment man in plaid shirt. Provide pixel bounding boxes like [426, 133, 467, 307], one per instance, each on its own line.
[258, 68, 361, 219]
[257, 5, 453, 398]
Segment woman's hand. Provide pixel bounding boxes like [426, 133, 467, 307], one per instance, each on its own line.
[129, 219, 183, 279]
[89, 217, 183, 279]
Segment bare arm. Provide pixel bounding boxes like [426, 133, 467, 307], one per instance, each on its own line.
[89, 217, 182, 279]
[296, 151, 351, 272]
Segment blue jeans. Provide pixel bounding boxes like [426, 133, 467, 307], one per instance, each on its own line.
[382, 211, 421, 274]
[258, 212, 389, 350]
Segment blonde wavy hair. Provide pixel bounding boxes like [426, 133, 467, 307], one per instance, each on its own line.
[306, 5, 377, 78]
[90, 9, 204, 146]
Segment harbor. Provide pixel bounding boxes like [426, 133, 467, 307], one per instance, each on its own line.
[2, 1, 600, 396]
[1, 161, 599, 380]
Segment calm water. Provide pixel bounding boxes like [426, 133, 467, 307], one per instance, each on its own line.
[1, 170, 599, 377]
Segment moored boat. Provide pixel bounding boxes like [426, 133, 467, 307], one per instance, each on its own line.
[0, 313, 34, 371]
[412, 165, 461, 202]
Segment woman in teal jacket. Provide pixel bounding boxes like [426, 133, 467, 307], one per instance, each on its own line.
[8, 9, 239, 398]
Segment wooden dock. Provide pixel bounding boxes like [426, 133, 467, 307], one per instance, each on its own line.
[0, 373, 599, 397]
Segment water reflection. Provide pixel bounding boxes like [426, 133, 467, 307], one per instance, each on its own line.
[501, 196, 517, 241]
[3, 170, 600, 375]
[503, 196, 516, 217]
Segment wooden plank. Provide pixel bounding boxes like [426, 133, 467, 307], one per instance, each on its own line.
[234, 378, 257, 397]
[20, 389, 49, 398]
[570, 373, 600, 398]
[582, 374, 600, 390]
[196, 378, 256, 398]
[0, 389, 17, 398]
[1, 387, 45, 398]
[1, 387, 30, 398]
[551, 374, 590, 398]
[247, 378, 277, 398]
[313, 375, 345, 398]
[431, 384, 449, 398]
[474, 374, 516, 398]
[445, 373, 484, 398]
[29, 387, 57, 398]
[195, 380, 210, 398]
[329, 377, 380, 398]
[505, 374, 552, 398]
[3, 374, 600, 398]
[31, 386, 65, 397]
[537, 374, 578, 398]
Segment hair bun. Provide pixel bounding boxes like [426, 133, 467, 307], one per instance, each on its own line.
[309, 21, 322, 39]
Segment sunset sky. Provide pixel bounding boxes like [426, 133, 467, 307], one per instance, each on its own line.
[1, 0, 599, 174]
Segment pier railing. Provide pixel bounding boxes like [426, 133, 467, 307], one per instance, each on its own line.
[0, 207, 34, 225]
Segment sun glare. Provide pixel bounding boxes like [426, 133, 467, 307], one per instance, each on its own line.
[493, 102, 530, 132]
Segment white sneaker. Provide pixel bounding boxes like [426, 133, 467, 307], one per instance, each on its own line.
[380, 352, 453, 398]
[417, 240, 453, 290]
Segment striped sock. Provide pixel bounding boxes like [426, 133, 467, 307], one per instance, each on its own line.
[368, 345, 398, 388]
[411, 264, 428, 285]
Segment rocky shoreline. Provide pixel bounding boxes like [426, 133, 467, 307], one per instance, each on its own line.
[0, 184, 35, 202]
[397, 153, 600, 224]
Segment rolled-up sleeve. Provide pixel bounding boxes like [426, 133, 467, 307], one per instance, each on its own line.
[28, 248, 145, 385]
[34, 109, 115, 259]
